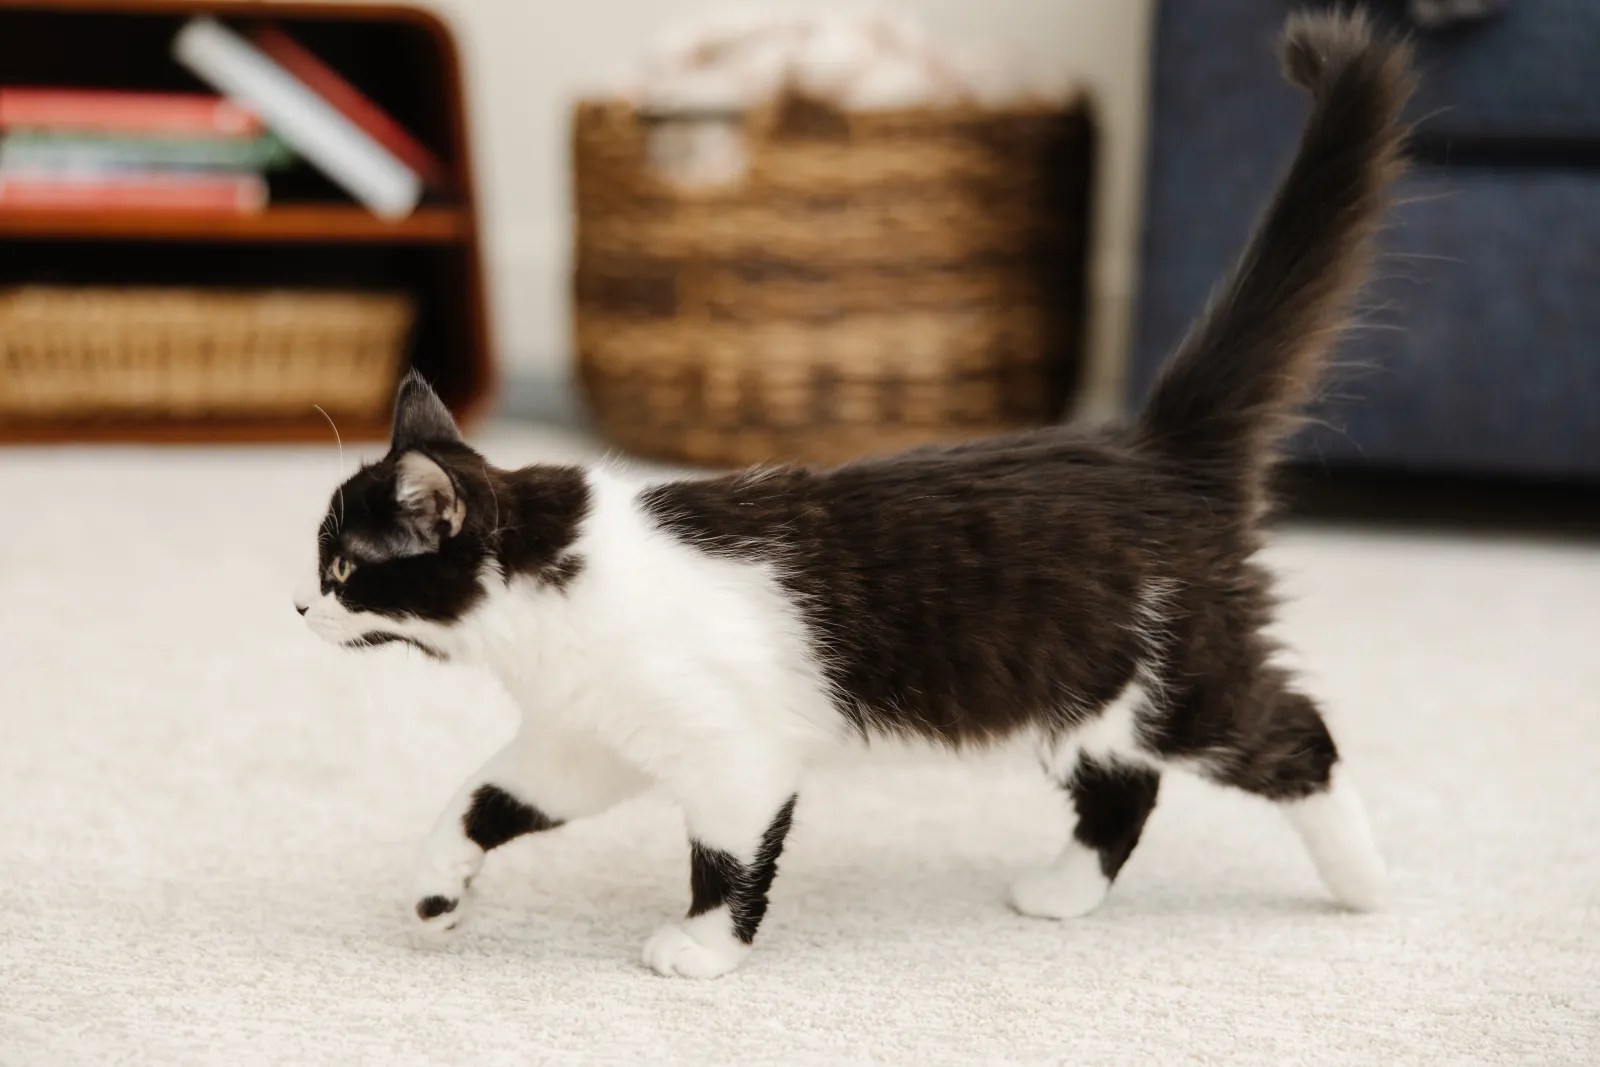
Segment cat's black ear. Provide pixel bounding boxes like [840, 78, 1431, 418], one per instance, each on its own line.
[394, 451, 466, 550]
[391, 369, 462, 451]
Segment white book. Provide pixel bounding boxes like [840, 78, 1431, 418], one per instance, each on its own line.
[172, 17, 421, 219]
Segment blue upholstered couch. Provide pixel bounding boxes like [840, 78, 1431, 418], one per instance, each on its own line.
[1128, 1, 1600, 478]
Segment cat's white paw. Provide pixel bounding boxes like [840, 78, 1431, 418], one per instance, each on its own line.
[1010, 845, 1110, 920]
[1322, 857, 1386, 912]
[642, 919, 750, 978]
[408, 837, 484, 942]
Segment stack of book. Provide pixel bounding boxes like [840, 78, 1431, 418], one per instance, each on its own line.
[174, 19, 446, 219]
[0, 19, 447, 219]
[0, 89, 285, 213]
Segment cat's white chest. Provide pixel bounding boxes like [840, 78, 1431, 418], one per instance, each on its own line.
[465, 477, 845, 771]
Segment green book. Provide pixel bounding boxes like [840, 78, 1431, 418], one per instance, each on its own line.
[0, 131, 296, 172]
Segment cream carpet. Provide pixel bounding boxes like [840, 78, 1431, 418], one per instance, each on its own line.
[3, 425, 1597, 1067]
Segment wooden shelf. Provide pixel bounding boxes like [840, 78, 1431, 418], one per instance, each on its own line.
[0, 412, 392, 444]
[0, 204, 469, 243]
[0, 0, 449, 24]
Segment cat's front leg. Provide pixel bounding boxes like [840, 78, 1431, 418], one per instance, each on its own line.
[644, 760, 800, 978]
[411, 724, 647, 940]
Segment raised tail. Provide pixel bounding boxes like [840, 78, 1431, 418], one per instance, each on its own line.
[1136, 10, 1414, 497]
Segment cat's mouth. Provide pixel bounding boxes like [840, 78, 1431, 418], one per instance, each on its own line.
[344, 632, 446, 661]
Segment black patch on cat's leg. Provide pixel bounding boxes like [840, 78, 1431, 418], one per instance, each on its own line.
[735, 794, 797, 943]
[1067, 757, 1161, 880]
[1189, 686, 1385, 909]
[686, 795, 797, 943]
[462, 784, 562, 851]
[687, 843, 740, 919]
[412, 785, 561, 932]
[1206, 689, 1339, 801]
[416, 895, 458, 920]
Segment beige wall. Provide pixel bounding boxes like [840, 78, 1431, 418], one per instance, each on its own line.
[421, 0, 1153, 415]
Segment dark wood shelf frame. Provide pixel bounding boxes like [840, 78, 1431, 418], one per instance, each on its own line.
[0, 205, 470, 243]
[0, 413, 391, 444]
[0, 0, 495, 443]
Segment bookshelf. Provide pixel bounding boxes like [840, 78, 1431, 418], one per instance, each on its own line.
[0, 0, 492, 443]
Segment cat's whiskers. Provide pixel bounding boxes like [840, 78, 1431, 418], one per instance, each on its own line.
[313, 404, 347, 532]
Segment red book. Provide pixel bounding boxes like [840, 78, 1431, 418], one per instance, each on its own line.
[248, 26, 447, 187]
[0, 172, 267, 213]
[0, 89, 263, 137]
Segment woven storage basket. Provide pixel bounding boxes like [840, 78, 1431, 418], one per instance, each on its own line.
[0, 287, 415, 421]
[573, 95, 1094, 467]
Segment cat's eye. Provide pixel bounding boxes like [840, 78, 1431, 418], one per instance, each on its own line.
[328, 557, 355, 583]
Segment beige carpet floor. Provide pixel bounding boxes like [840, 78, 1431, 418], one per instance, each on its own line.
[2, 425, 1597, 1066]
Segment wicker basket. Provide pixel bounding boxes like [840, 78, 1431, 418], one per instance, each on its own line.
[573, 95, 1094, 467]
[0, 287, 415, 421]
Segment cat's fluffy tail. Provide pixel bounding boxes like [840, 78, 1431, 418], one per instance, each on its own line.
[1135, 11, 1413, 502]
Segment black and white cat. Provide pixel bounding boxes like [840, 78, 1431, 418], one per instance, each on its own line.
[295, 11, 1409, 978]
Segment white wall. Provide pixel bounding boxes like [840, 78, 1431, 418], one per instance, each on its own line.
[421, 0, 1154, 415]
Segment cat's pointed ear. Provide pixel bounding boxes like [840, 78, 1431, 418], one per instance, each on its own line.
[394, 451, 466, 549]
[391, 370, 462, 452]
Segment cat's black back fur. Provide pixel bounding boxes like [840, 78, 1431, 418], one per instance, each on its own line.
[642, 12, 1414, 764]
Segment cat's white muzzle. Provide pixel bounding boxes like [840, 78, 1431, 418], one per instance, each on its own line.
[292, 564, 360, 646]
[292, 561, 451, 659]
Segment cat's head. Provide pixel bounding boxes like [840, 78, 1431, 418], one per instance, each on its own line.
[293, 372, 494, 660]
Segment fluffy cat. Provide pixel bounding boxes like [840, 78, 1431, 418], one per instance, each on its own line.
[295, 11, 1411, 978]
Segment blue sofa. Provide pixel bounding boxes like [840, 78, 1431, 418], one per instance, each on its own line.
[1128, 1, 1600, 478]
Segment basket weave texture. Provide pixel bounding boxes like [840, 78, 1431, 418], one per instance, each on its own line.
[573, 96, 1095, 467]
[0, 287, 415, 421]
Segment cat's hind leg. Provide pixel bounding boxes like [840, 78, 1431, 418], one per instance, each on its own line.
[1011, 751, 1161, 920]
[1199, 686, 1386, 910]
